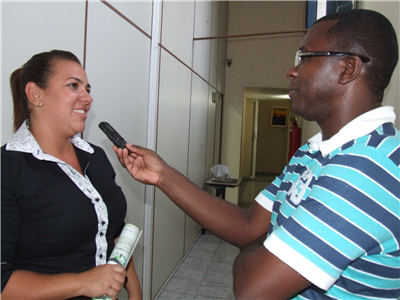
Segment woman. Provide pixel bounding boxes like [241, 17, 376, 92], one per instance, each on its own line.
[1, 50, 141, 300]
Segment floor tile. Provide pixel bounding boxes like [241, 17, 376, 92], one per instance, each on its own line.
[179, 256, 212, 271]
[187, 248, 216, 260]
[213, 250, 238, 263]
[202, 268, 233, 286]
[157, 290, 192, 300]
[157, 174, 266, 299]
[196, 281, 234, 299]
[172, 265, 208, 281]
[162, 277, 202, 295]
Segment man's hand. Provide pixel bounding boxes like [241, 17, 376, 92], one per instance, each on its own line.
[113, 144, 167, 187]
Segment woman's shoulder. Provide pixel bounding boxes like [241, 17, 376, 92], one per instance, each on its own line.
[88, 142, 105, 153]
[1, 144, 26, 162]
[1, 144, 31, 185]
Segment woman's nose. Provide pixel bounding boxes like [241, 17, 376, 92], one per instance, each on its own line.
[81, 90, 93, 103]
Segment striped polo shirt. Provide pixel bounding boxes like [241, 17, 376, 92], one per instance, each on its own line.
[256, 106, 400, 299]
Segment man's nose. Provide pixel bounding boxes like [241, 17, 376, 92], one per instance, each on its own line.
[286, 66, 298, 80]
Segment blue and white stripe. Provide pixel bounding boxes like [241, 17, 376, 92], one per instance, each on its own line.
[257, 117, 400, 299]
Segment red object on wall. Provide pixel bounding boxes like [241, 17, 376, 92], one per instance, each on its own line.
[288, 117, 301, 160]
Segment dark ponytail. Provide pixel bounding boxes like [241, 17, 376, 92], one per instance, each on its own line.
[10, 68, 30, 132]
[10, 50, 81, 132]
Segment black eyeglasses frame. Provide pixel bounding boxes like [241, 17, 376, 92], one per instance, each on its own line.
[294, 50, 370, 67]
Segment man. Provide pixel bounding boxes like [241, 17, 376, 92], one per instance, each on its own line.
[114, 9, 399, 299]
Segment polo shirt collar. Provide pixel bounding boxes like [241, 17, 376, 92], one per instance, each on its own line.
[307, 106, 396, 157]
[6, 120, 94, 161]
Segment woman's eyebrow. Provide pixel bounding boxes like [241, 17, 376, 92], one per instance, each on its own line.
[66, 77, 91, 89]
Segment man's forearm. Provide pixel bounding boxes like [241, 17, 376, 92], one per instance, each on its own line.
[157, 166, 263, 247]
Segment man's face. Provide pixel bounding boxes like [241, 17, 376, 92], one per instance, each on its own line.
[287, 20, 343, 123]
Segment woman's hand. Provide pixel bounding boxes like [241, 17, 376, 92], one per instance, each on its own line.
[79, 264, 126, 299]
[1, 265, 126, 300]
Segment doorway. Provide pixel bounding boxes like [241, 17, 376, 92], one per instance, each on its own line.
[254, 99, 291, 176]
[239, 87, 294, 207]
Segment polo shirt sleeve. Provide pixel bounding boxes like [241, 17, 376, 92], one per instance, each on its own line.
[1, 149, 20, 292]
[264, 149, 400, 291]
[255, 175, 282, 212]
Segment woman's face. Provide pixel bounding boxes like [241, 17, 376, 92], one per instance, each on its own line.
[39, 59, 93, 137]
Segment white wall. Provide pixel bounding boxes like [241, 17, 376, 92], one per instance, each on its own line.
[221, 1, 306, 204]
[220, 1, 400, 205]
[2, 2, 87, 141]
[151, 1, 228, 296]
[358, 1, 400, 128]
[1, 1, 227, 299]
[83, 3, 152, 298]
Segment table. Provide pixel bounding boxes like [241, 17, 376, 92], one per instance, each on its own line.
[202, 178, 242, 234]
[205, 178, 242, 200]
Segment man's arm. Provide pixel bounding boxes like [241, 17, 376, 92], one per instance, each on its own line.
[233, 236, 311, 299]
[113, 144, 312, 298]
[114, 144, 271, 247]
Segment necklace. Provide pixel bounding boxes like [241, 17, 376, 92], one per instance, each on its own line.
[66, 143, 73, 165]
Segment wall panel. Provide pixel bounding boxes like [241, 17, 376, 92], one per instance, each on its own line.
[193, 1, 213, 81]
[161, 1, 195, 67]
[222, 1, 306, 203]
[84, 2, 152, 292]
[104, 1, 153, 37]
[185, 74, 210, 251]
[188, 75, 209, 187]
[208, 1, 220, 88]
[1, 1, 227, 299]
[152, 49, 192, 297]
[216, 1, 228, 93]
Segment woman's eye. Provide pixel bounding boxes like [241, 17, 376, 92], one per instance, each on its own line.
[86, 88, 91, 94]
[68, 83, 78, 88]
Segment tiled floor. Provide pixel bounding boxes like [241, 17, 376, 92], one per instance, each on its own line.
[156, 232, 239, 300]
[156, 175, 275, 300]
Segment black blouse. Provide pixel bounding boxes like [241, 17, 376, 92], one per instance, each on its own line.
[1, 141, 127, 299]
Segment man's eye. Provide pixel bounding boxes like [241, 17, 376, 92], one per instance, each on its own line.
[299, 57, 309, 65]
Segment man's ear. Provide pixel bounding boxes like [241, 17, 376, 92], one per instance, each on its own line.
[338, 56, 363, 84]
[25, 82, 43, 107]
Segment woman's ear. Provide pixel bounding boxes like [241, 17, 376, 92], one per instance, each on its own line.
[338, 56, 363, 84]
[25, 82, 43, 107]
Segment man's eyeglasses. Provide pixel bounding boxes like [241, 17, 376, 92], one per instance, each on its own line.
[294, 50, 370, 68]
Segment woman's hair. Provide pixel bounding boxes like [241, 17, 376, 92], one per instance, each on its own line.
[316, 9, 399, 102]
[10, 50, 81, 132]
